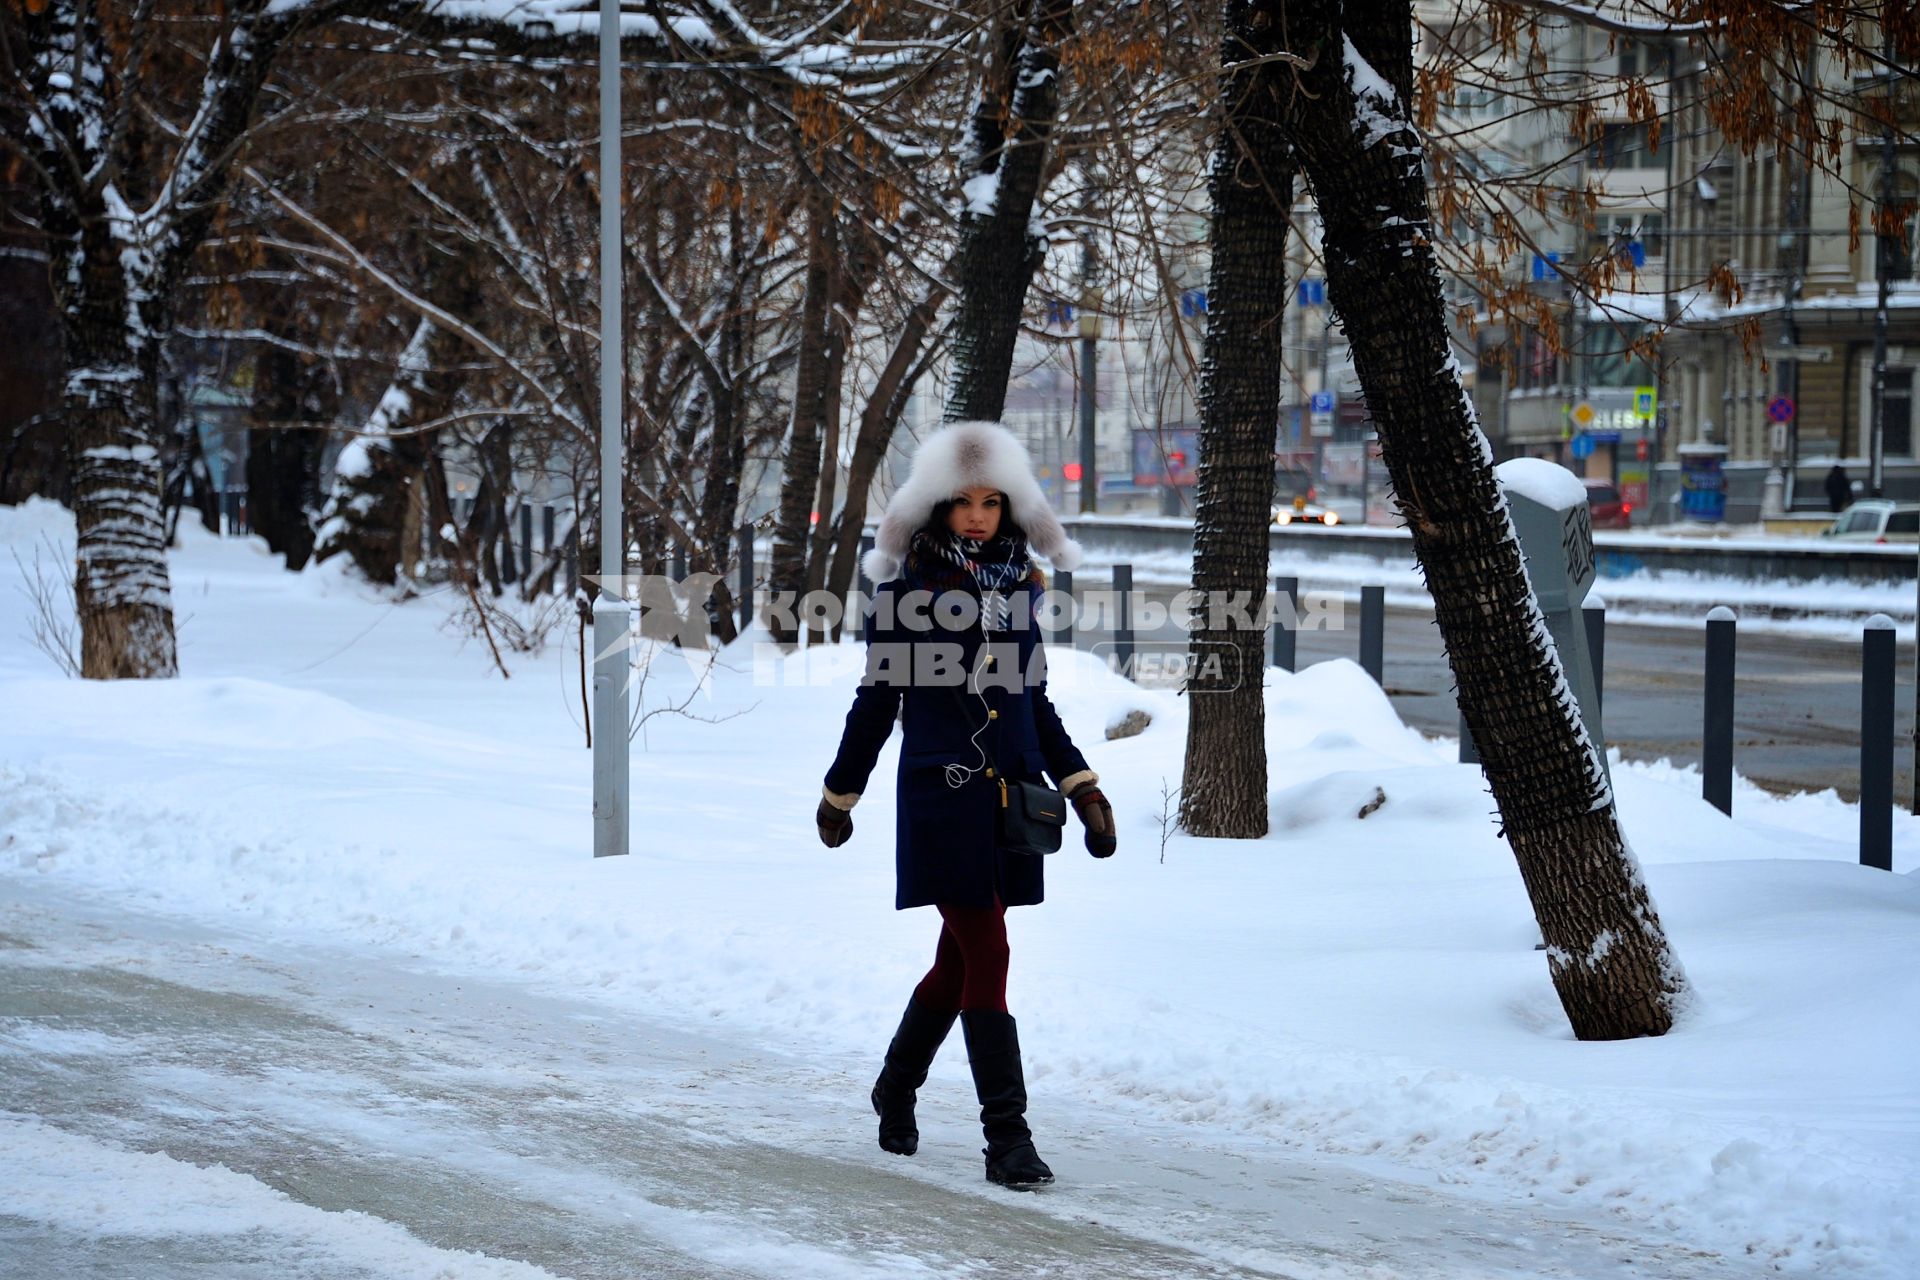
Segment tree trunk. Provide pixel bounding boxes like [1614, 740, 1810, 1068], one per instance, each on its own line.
[1179, 0, 1296, 840]
[67, 331, 179, 679]
[246, 342, 333, 571]
[1281, 0, 1684, 1040]
[313, 320, 457, 586]
[942, 0, 1076, 423]
[826, 280, 947, 637]
[768, 188, 838, 647]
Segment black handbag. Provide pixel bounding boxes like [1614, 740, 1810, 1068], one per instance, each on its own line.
[945, 681, 1068, 856]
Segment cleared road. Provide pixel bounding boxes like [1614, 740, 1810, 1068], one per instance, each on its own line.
[1063, 586, 1913, 804]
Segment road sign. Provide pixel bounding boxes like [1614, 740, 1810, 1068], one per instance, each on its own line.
[1571, 401, 1596, 428]
[1633, 386, 1658, 420]
[1570, 433, 1596, 459]
[1298, 279, 1327, 306]
[1310, 391, 1336, 414]
[1766, 395, 1795, 424]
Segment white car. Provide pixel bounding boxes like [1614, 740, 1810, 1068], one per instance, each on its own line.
[1821, 500, 1919, 543]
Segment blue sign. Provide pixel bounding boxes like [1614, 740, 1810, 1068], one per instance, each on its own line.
[1310, 391, 1336, 414]
[1298, 278, 1327, 306]
[1178, 289, 1208, 317]
[1588, 430, 1621, 444]
[1569, 433, 1596, 459]
[1530, 252, 1562, 281]
[1044, 298, 1074, 328]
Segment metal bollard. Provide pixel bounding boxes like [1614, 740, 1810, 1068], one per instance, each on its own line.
[1055, 569, 1074, 647]
[671, 544, 687, 583]
[1584, 599, 1606, 714]
[1861, 614, 1896, 871]
[736, 523, 754, 632]
[1272, 575, 1299, 672]
[1113, 563, 1134, 677]
[519, 505, 533, 578]
[543, 504, 556, 553]
[1703, 606, 1736, 816]
[856, 531, 876, 630]
[1359, 585, 1385, 686]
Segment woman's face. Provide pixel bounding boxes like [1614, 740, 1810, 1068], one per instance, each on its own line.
[946, 486, 1005, 541]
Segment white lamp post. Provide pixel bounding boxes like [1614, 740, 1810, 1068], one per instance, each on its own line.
[592, 0, 631, 857]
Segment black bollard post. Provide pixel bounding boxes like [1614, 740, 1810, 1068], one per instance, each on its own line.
[1113, 563, 1134, 678]
[1055, 569, 1075, 647]
[1703, 606, 1736, 816]
[1862, 614, 1896, 871]
[519, 505, 533, 578]
[1360, 585, 1385, 686]
[855, 531, 876, 631]
[1272, 575, 1299, 672]
[1584, 600, 1606, 713]
[671, 544, 687, 583]
[736, 523, 754, 633]
[543, 504, 556, 553]
[1458, 712, 1479, 766]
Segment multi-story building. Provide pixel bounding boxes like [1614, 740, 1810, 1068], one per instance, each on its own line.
[1458, 7, 1918, 521]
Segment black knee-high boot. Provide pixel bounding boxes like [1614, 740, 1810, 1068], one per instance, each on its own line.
[871, 996, 958, 1155]
[960, 1009, 1054, 1188]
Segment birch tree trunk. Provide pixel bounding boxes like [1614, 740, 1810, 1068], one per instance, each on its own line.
[1179, 0, 1296, 839]
[1279, 0, 1684, 1040]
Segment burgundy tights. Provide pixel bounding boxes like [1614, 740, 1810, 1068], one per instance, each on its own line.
[911, 896, 1010, 1013]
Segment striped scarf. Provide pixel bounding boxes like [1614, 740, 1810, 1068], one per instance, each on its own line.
[903, 527, 1035, 633]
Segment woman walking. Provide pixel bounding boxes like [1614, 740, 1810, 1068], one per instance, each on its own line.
[814, 420, 1117, 1189]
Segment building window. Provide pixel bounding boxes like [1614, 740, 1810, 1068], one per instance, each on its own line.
[1589, 121, 1654, 169]
[1885, 199, 1917, 282]
[1886, 368, 1913, 458]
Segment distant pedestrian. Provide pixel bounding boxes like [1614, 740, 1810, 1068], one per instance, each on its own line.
[816, 420, 1114, 1190]
[1825, 464, 1852, 513]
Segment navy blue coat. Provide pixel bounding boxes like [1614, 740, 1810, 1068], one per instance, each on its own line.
[824, 577, 1091, 910]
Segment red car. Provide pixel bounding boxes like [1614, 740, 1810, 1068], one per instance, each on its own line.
[1583, 478, 1631, 529]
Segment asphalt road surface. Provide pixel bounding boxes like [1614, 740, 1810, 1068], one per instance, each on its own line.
[1062, 585, 1913, 805]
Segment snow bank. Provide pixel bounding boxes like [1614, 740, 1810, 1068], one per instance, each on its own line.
[2, 520, 1917, 1277]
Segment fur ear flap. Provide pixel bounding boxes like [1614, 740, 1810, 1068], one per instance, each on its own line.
[861, 545, 899, 583]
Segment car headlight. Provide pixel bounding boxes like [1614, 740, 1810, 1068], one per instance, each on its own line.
[1276, 512, 1292, 525]
[1324, 511, 1340, 525]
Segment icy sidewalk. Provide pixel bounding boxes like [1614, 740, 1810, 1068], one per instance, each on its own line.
[0, 882, 1762, 1280]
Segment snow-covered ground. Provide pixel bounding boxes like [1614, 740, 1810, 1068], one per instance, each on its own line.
[4, 497, 1918, 1278]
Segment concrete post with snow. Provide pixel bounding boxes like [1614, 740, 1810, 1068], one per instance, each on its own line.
[1495, 460, 1609, 788]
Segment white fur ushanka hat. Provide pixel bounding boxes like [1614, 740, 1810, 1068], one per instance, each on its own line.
[862, 420, 1085, 584]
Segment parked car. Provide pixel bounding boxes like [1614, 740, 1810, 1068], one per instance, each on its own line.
[1272, 495, 1342, 526]
[1583, 478, 1632, 529]
[1821, 499, 1920, 543]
